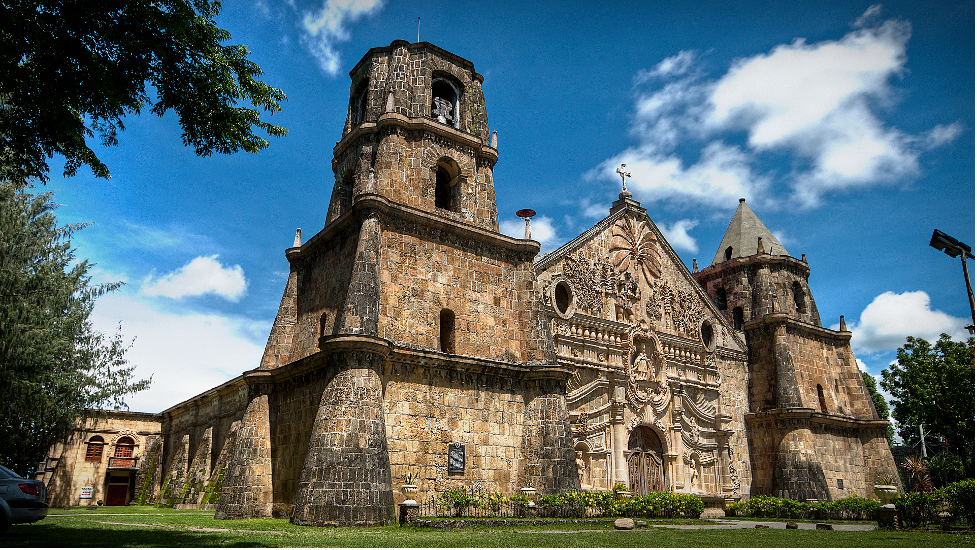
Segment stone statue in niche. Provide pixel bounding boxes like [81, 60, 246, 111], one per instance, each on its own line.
[690, 456, 700, 493]
[576, 451, 591, 489]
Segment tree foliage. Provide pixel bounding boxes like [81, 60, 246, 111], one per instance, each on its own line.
[861, 370, 895, 444]
[881, 334, 975, 470]
[0, 0, 287, 185]
[0, 183, 150, 475]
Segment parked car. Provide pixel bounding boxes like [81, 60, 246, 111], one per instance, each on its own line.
[0, 465, 48, 533]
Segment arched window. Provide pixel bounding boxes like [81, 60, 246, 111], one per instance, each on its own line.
[732, 307, 744, 330]
[114, 436, 135, 458]
[792, 281, 807, 314]
[724, 246, 733, 261]
[353, 79, 370, 124]
[817, 384, 828, 414]
[434, 157, 460, 212]
[715, 287, 727, 310]
[431, 76, 460, 128]
[85, 436, 104, 462]
[440, 309, 456, 354]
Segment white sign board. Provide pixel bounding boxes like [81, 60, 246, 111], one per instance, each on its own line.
[80, 486, 93, 499]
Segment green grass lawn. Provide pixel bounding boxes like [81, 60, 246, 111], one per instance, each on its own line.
[2, 506, 972, 547]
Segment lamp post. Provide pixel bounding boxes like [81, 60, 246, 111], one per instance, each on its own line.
[929, 229, 975, 331]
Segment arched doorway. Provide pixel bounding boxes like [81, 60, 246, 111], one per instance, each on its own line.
[626, 426, 664, 495]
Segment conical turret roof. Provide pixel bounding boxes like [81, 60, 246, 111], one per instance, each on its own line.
[711, 198, 789, 265]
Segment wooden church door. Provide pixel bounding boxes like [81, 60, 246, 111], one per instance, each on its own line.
[626, 426, 664, 495]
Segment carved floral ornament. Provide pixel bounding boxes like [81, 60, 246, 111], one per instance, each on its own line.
[609, 217, 661, 286]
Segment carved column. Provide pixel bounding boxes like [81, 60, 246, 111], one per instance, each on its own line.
[610, 400, 627, 487]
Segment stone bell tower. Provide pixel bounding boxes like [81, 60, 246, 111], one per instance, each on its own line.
[695, 199, 899, 502]
[216, 41, 576, 528]
[326, 40, 500, 231]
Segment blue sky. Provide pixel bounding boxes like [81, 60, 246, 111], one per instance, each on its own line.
[42, 0, 973, 413]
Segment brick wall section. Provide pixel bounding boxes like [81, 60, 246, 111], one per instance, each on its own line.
[377, 215, 543, 361]
[266, 361, 336, 518]
[287, 226, 359, 363]
[291, 351, 394, 526]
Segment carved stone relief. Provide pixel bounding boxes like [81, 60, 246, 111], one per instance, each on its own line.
[609, 217, 661, 286]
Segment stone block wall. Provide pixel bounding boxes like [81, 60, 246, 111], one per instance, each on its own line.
[783, 324, 875, 419]
[377, 217, 537, 361]
[382, 357, 529, 501]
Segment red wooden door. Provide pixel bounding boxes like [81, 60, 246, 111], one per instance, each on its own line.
[106, 484, 128, 506]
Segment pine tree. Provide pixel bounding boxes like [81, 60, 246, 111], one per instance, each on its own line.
[0, 182, 150, 476]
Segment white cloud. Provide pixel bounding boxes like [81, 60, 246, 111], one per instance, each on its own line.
[588, 141, 768, 209]
[658, 219, 699, 253]
[587, 13, 960, 212]
[853, 4, 884, 28]
[634, 50, 697, 84]
[500, 215, 560, 252]
[90, 293, 267, 413]
[142, 255, 248, 302]
[841, 290, 971, 353]
[300, 0, 384, 74]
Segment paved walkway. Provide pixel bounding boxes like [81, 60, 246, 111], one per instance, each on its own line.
[658, 519, 875, 531]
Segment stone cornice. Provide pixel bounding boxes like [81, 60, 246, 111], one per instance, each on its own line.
[744, 312, 852, 343]
[348, 41, 481, 81]
[159, 375, 247, 417]
[696, 252, 811, 281]
[334, 113, 497, 165]
[290, 192, 540, 263]
[745, 408, 889, 430]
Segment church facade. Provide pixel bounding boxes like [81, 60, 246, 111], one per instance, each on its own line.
[39, 41, 899, 525]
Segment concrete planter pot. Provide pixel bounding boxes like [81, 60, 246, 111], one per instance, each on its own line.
[874, 485, 898, 505]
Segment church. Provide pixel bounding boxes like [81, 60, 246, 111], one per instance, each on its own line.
[39, 41, 900, 525]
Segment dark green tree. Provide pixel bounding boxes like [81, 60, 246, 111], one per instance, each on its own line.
[861, 370, 895, 444]
[881, 334, 975, 471]
[0, 0, 286, 185]
[0, 183, 150, 476]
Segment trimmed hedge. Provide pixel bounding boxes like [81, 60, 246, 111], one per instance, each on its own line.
[726, 494, 878, 520]
[725, 479, 976, 527]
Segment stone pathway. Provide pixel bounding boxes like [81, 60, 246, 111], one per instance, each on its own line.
[656, 519, 875, 531]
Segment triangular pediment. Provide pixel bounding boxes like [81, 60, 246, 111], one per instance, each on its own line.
[535, 201, 744, 352]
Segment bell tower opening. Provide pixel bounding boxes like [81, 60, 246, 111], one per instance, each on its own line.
[439, 309, 456, 354]
[434, 157, 461, 212]
[431, 76, 460, 128]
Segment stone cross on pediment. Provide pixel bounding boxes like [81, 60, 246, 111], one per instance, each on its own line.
[616, 163, 632, 196]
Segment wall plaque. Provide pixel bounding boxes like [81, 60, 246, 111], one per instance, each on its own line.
[80, 486, 93, 499]
[448, 442, 465, 473]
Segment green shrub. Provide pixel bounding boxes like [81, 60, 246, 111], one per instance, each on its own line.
[893, 491, 935, 528]
[932, 478, 975, 526]
[439, 488, 483, 517]
[729, 494, 876, 521]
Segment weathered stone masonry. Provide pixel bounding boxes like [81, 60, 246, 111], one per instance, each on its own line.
[41, 41, 900, 523]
